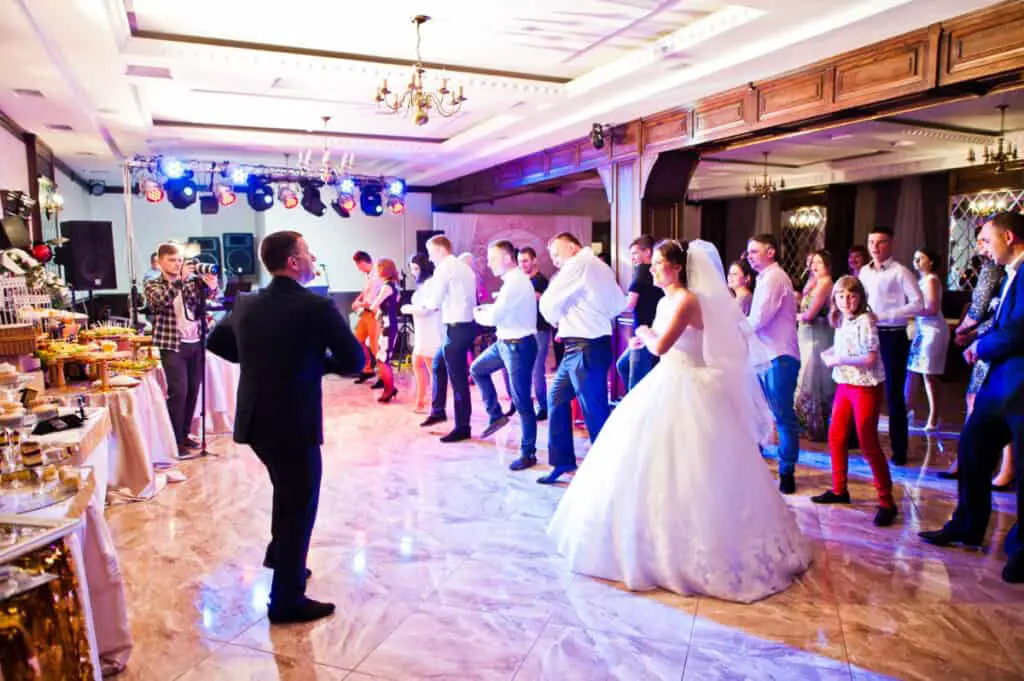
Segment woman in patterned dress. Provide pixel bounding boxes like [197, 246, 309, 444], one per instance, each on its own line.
[905, 249, 950, 430]
[795, 250, 835, 441]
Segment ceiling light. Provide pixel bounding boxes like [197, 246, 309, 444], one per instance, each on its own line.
[159, 157, 186, 180]
[375, 16, 466, 126]
[331, 199, 351, 218]
[359, 182, 383, 217]
[231, 167, 250, 186]
[967, 105, 1019, 173]
[218, 187, 237, 207]
[745, 152, 785, 199]
[278, 185, 299, 209]
[301, 180, 326, 217]
[141, 178, 165, 203]
[166, 173, 198, 209]
[339, 177, 356, 194]
[387, 196, 406, 215]
[590, 124, 605, 150]
[387, 179, 406, 197]
[246, 176, 274, 212]
[337, 192, 356, 213]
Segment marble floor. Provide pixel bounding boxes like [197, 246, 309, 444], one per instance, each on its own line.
[104, 374, 1022, 681]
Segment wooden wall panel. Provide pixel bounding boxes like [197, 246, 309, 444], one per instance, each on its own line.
[642, 110, 689, 152]
[939, 2, 1024, 85]
[834, 32, 933, 104]
[692, 90, 749, 140]
[757, 69, 831, 123]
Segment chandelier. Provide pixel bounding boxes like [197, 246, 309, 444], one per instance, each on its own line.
[967, 105, 1019, 173]
[746, 152, 785, 198]
[375, 15, 467, 126]
[37, 176, 63, 218]
[788, 206, 823, 228]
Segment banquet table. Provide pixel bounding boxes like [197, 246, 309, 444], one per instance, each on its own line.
[190, 350, 239, 436]
[22, 407, 133, 676]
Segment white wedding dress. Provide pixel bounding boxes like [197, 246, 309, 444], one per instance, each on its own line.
[547, 242, 812, 604]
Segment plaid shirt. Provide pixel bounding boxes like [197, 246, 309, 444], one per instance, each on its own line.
[144, 276, 214, 352]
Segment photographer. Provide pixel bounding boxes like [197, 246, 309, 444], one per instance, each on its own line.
[144, 242, 219, 459]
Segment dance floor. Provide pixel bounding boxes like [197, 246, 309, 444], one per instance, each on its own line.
[107, 375, 1021, 681]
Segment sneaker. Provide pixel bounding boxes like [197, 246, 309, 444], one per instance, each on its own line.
[810, 490, 851, 504]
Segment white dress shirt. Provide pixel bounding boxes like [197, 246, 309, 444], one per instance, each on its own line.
[747, 262, 799, 361]
[858, 258, 922, 327]
[405, 281, 444, 356]
[421, 254, 476, 324]
[540, 247, 627, 339]
[482, 267, 538, 340]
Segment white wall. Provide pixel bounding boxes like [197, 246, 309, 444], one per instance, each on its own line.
[56, 189, 432, 293]
[0, 127, 28, 194]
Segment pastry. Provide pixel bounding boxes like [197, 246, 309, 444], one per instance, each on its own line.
[59, 468, 81, 490]
[42, 464, 58, 482]
[0, 363, 18, 386]
[0, 411, 24, 429]
[0, 400, 21, 414]
[31, 404, 58, 421]
[0, 431, 22, 447]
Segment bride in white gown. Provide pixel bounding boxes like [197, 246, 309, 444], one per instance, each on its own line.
[548, 239, 812, 603]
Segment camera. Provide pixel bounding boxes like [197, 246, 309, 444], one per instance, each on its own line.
[190, 260, 218, 276]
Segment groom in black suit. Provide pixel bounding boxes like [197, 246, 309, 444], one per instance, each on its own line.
[208, 231, 364, 623]
[920, 212, 1024, 583]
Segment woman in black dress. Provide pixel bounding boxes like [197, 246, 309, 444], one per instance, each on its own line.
[370, 258, 401, 403]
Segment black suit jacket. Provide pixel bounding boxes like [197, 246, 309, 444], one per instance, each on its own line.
[207, 276, 364, 448]
[977, 263, 1024, 413]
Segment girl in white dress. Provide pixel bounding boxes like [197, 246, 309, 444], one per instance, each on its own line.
[548, 239, 812, 603]
[905, 248, 950, 430]
[401, 254, 444, 413]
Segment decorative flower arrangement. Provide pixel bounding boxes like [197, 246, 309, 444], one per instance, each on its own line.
[0, 248, 71, 308]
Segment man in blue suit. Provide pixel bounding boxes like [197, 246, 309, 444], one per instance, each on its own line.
[920, 211, 1024, 584]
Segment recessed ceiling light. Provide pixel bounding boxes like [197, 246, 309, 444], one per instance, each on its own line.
[829, 133, 853, 141]
[46, 124, 73, 131]
[892, 140, 915, 148]
[13, 88, 45, 98]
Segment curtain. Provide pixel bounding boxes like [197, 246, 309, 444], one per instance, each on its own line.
[853, 184, 876, 249]
[754, 195, 773, 236]
[893, 175, 925, 266]
[430, 213, 477, 255]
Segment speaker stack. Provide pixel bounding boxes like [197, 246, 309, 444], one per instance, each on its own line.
[222, 233, 255, 276]
[187, 236, 222, 272]
[56, 221, 118, 290]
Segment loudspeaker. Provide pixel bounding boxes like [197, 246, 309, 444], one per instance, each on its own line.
[199, 195, 219, 215]
[222, 233, 255, 275]
[187, 236, 222, 271]
[0, 216, 30, 250]
[57, 221, 117, 290]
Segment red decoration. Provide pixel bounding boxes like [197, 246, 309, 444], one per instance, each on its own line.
[31, 243, 53, 263]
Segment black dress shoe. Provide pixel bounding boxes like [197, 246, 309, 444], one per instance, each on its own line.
[890, 453, 908, 466]
[992, 478, 1017, 492]
[505, 405, 517, 417]
[420, 414, 447, 427]
[778, 474, 796, 495]
[810, 490, 850, 504]
[262, 559, 313, 580]
[536, 409, 548, 422]
[369, 379, 385, 389]
[354, 372, 375, 384]
[537, 466, 576, 485]
[183, 437, 202, 450]
[481, 416, 509, 439]
[268, 598, 335, 625]
[937, 470, 959, 480]
[874, 506, 899, 527]
[440, 428, 471, 443]
[919, 528, 983, 549]
[1002, 552, 1024, 584]
[509, 455, 537, 471]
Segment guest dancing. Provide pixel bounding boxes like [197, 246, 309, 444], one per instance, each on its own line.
[368, 258, 400, 403]
[470, 240, 539, 470]
[537, 232, 627, 485]
[548, 239, 811, 602]
[350, 251, 381, 384]
[920, 212, 1024, 584]
[615, 235, 663, 394]
[727, 258, 755, 315]
[746, 234, 802, 494]
[905, 248, 950, 431]
[144, 242, 219, 460]
[946, 245, 1015, 488]
[795, 250, 835, 442]
[208, 231, 364, 623]
[517, 246, 551, 421]
[401, 254, 443, 413]
[420, 236, 478, 443]
[812, 276, 897, 527]
[858, 227, 922, 465]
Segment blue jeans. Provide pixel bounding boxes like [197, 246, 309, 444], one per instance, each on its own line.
[759, 355, 801, 477]
[533, 329, 552, 413]
[431, 322, 475, 430]
[615, 345, 658, 393]
[548, 336, 613, 468]
[471, 336, 538, 456]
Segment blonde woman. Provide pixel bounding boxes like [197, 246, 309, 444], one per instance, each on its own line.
[401, 253, 443, 412]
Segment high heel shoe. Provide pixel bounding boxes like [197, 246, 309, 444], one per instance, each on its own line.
[378, 389, 398, 403]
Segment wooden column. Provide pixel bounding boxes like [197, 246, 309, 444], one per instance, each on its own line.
[641, 149, 700, 244]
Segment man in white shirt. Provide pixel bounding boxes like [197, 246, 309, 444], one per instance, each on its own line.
[420, 235, 478, 442]
[858, 227, 923, 466]
[350, 251, 382, 383]
[746, 234, 802, 494]
[537, 232, 627, 484]
[920, 212, 1024, 584]
[470, 240, 539, 469]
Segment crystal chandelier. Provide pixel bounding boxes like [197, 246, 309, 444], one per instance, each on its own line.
[375, 15, 467, 126]
[789, 206, 823, 228]
[746, 152, 785, 198]
[967, 105, 1019, 173]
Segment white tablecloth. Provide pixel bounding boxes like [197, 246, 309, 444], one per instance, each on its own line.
[191, 351, 239, 436]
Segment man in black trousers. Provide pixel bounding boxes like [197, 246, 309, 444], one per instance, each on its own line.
[208, 231, 363, 624]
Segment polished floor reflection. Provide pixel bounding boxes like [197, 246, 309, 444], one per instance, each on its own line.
[106, 375, 1021, 680]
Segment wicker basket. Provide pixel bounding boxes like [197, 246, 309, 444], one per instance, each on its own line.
[0, 324, 37, 355]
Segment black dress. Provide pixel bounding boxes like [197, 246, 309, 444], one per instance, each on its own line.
[379, 282, 400, 363]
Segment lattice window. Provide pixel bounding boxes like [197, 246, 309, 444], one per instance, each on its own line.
[778, 206, 827, 283]
[948, 189, 1024, 292]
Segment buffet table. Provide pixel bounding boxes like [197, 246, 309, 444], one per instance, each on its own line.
[190, 351, 239, 436]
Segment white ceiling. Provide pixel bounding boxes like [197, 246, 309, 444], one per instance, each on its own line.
[0, 0, 1007, 189]
[690, 89, 1024, 199]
